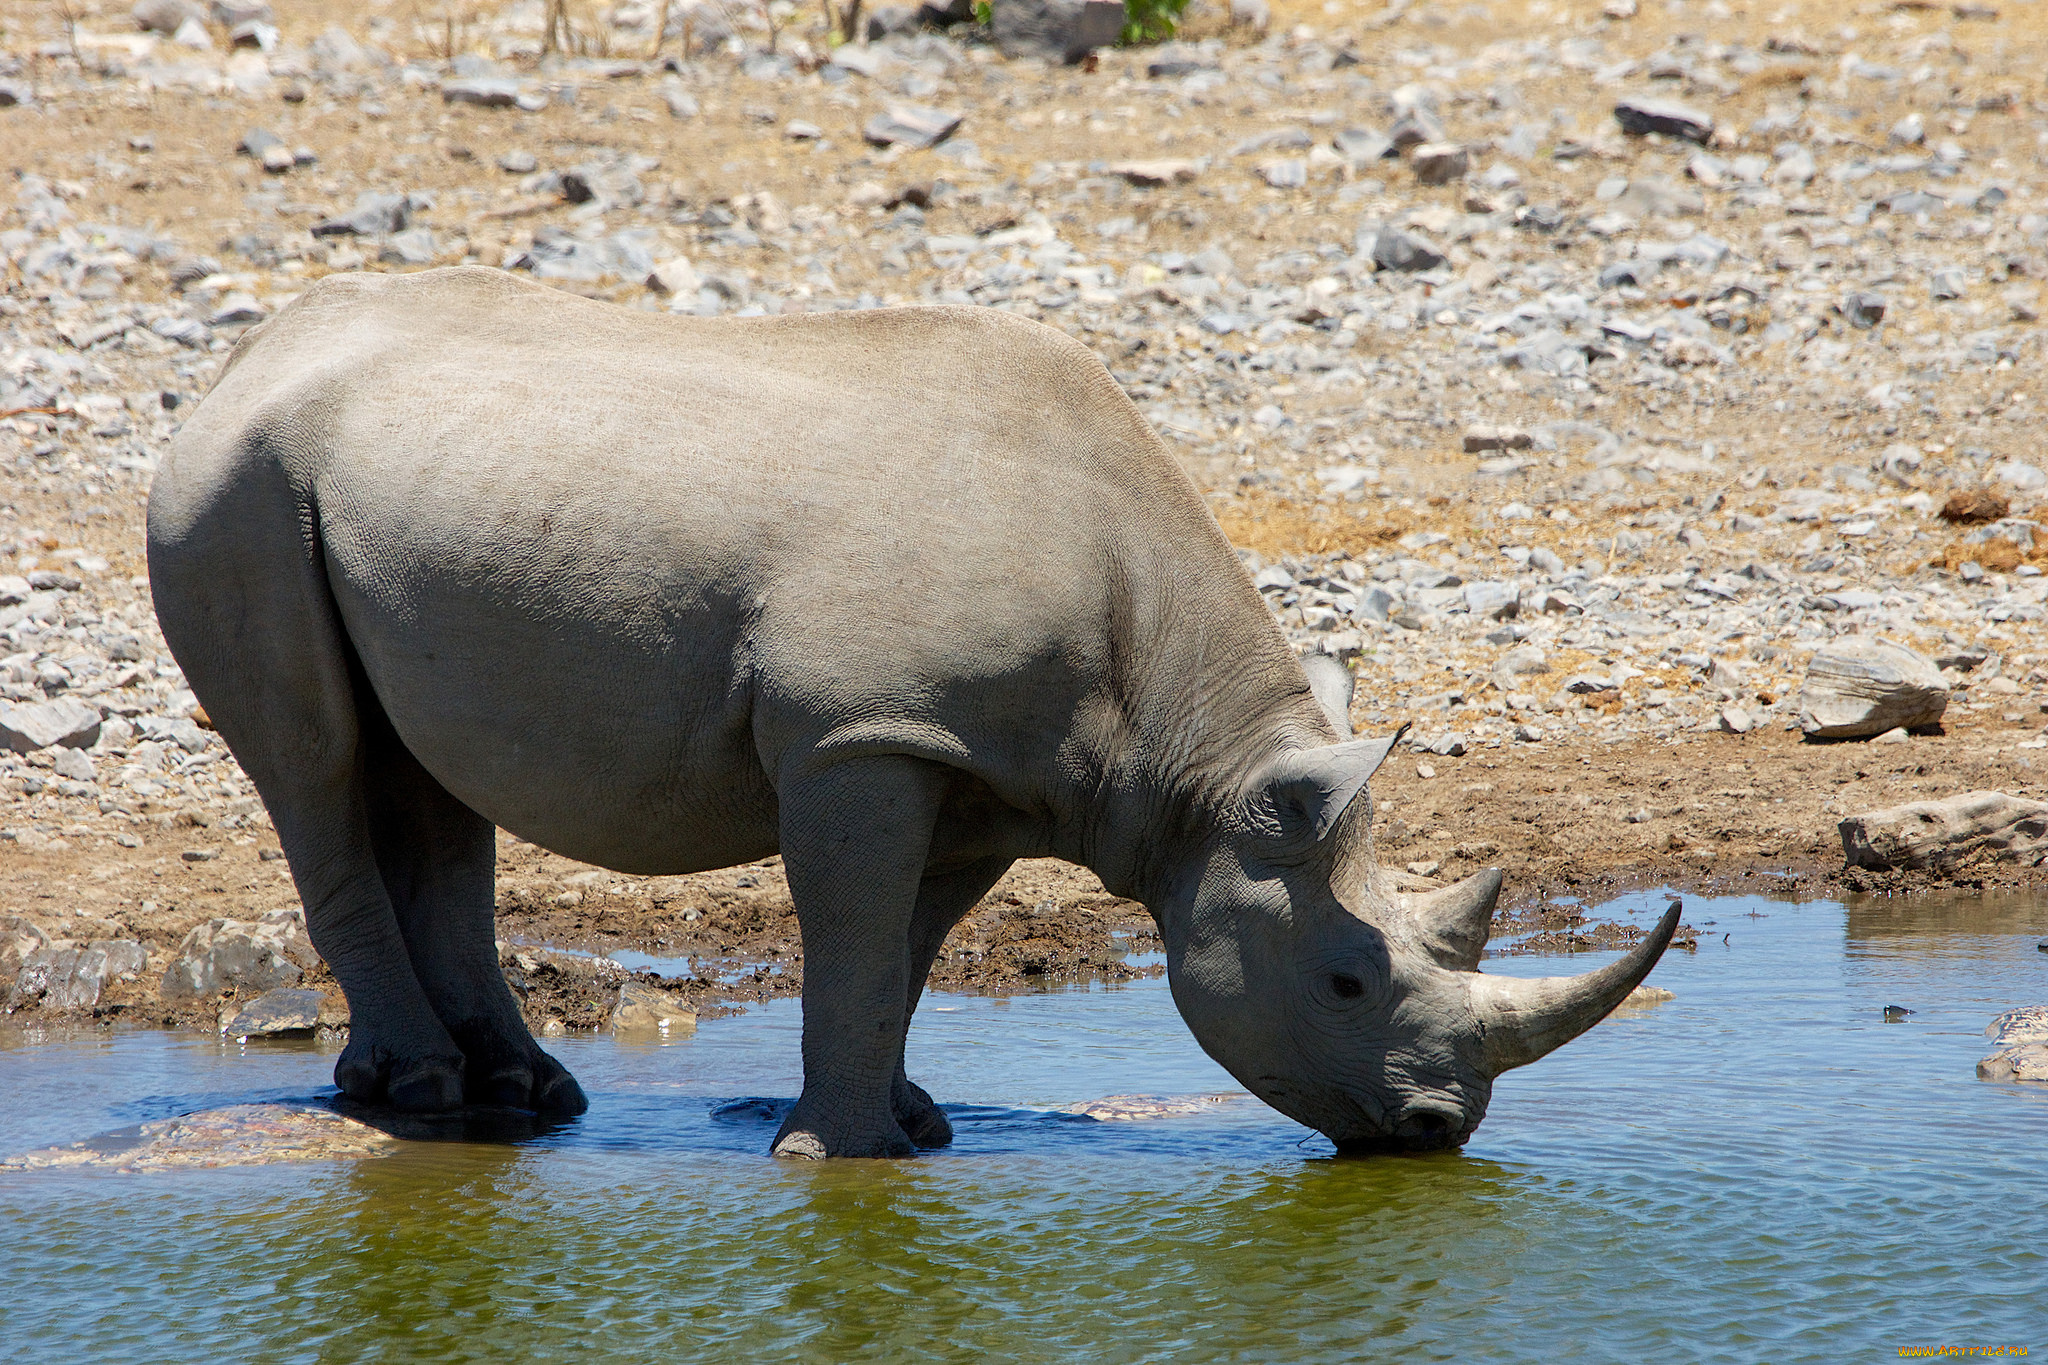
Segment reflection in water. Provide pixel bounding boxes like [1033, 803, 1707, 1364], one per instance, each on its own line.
[3, 891, 2047, 1361]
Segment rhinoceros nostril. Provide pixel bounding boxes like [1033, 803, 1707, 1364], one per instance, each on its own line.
[1405, 1109, 1450, 1135]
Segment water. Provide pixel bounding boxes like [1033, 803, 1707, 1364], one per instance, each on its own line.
[3, 890, 2045, 1362]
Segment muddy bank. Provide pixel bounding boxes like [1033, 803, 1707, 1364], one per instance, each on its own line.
[5, 716, 2044, 1036]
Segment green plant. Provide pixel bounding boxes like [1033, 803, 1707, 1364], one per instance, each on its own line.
[972, 0, 991, 23]
[1120, 0, 1188, 44]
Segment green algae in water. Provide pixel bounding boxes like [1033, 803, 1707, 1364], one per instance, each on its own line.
[2, 891, 2045, 1362]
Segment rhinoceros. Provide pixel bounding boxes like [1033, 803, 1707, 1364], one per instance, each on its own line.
[147, 267, 1675, 1157]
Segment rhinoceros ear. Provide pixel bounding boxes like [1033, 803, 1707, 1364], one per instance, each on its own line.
[1250, 727, 1407, 847]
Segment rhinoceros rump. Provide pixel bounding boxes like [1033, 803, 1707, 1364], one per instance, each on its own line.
[146, 268, 1675, 1157]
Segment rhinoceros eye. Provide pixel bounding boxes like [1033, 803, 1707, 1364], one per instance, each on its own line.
[1329, 972, 1365, 1000]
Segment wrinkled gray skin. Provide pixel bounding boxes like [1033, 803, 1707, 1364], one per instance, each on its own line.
[147, 268, 1675, 1158]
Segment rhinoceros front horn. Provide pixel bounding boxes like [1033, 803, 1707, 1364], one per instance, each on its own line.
[1465, 901, 1682, 1078]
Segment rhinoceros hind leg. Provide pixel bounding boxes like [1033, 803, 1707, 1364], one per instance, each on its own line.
[363, 701, 587, 1116]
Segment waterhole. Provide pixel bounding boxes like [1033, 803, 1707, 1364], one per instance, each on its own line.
[2, 889, 2044, 1361]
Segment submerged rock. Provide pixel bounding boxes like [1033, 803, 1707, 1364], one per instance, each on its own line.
[609, 979, 697, 1033]
[221, 985, 334, 1037]
[0, 1104, 396, 1171]
[1798, 637, 1949, 739]
[1839, 791, 2048, 871]
[1060, 1093, 1241, 1120]
[1977, 1007, 2048, 1082]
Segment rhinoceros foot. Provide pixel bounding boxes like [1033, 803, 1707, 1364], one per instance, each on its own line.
[771, 1097, 916, 1160]
[446, 1021, 589, 1116]
[334, 1032, 466, 1114]
[892, 1076, 954, 1149]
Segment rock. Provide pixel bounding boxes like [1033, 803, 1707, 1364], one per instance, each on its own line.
[662, 85, 700, 119]
[1228, 0, 1270, 27]
[1871, 726, 1909, 744]
[1107, 160, 1203, 187]
[1940, 489, 2009, 524]
[1987, 1007, 2048, 1046]
[222, 985, 327, 1037]
[161, 909, 318, 1000]
[0, 1104, 397, 1171]
[0, 916, 50, 979]
[1369, 226, 1446, 273]
[1977, 1044, 2048, 1083]
[132, 0, 204, 34]
[1717, 705, 1754, 734]
[866, 3, 922, 39]
[990, 0, 1124, 64]
[1611, 983, 1674, 1012]
[1463, 581, 1519, 620]
[862, 104, 962, 150]
[1839, 790, 2048, 871]
[0, 698, 102, 752]
[1334, 126, 1393, 164]
[610, 979, 697, 1033]
[209, 292, 266, 326]
[1410, 142, 1469, 185]
[1060, 1093, 1236, 1120]
[1614, 96, 1714, 144]
[311, 192, 411, 238]
[1258, 158, 1307, 189]
[1463, 423, 1532, 452]
[8, 939, 148, 1011]
[51, 747, 94, 782]
[648, 256, 701, 295]
[0, 81, 28, 108]
[497, 149, 538, 174]
[441, 77, 523, 108]
[1890, 111, 1925, 146]
[1841, 291, 1887, 329]
[1798, 637, 1948, 739]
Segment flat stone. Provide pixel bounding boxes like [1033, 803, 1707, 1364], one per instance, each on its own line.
[1799, 637, 1948, 738]
[1613, 96, 1715, 144]
[1060, 1093, 1239, 1120]
[1977, 1043, 2048, 1083]
[0, 698, 102, 752]
[1411, 141, 1470, 185]
[0, 1104, 396, 1171]
[1107, 159, 1203, 187]
[311, 191, 411, 238]
[1463, 423, 1532, 453]
[862, 104, 962, 150]
[1369, 225, 1446, 273]
[1718, 705, 1755, 733]
[1840, 790, 2048, 871]
[441, 77, 523, 108]
[1258, 158, 1307, 189]
[222, 986, 332, 1037]
[610, 979, 697, 1033]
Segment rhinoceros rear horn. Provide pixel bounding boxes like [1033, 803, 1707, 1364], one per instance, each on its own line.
[1399, 867, 1503, 972]
[1466, 901, 1682, 1078]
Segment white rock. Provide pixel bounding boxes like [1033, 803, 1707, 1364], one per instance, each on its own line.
[1839, 790, 2048, 871]
[1798, 637, 1948, 739]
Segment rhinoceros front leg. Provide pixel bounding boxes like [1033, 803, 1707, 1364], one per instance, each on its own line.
[891, 853, 1014, 1148]
[771, 753, 949, 1159]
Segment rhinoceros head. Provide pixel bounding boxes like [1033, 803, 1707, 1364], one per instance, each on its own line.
[1163, 733, 1676, 1153]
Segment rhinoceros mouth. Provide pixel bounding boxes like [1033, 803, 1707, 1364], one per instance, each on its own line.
[1327, 1102, 1476, 1155]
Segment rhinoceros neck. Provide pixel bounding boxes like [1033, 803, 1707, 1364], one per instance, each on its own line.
[1067, 542, 1333, 906]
